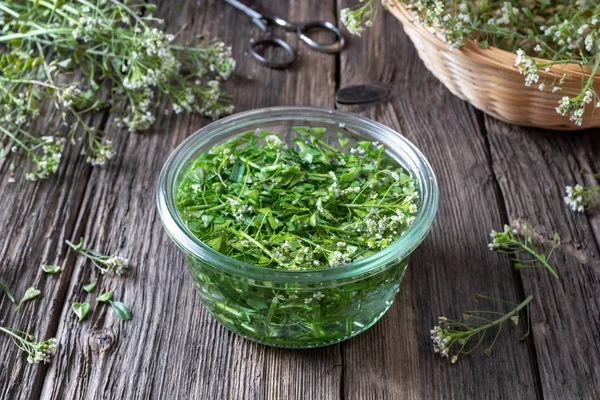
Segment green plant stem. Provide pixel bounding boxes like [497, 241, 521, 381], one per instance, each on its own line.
[518, 246, 559, 280]
[0, 28, 73, 43]
[463, 295, 533, 335]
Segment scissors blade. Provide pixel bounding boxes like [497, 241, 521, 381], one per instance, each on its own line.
[223, 0, 266, 21]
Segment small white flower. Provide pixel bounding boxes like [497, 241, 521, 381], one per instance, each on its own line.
[104, 255, 129, 275]
[563, 184, 586, 212]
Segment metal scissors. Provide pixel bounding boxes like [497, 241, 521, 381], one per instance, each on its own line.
[224, 0, 345, 69]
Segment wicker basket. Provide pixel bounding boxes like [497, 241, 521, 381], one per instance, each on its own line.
[388, 2, 600, 130]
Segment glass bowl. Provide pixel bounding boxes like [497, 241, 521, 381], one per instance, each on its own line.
[157, 106, 438, 348]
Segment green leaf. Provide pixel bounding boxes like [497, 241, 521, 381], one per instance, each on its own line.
[268, 216, 281, 230]
[257, 207, 272, 215]
[83, 282, 96, 293]
[246, 297, 268, 311]
[206, 237, 222, 251]
[109, 300, 132, 321]
[292, 126, 310, 136]
[201, 215, 214, 228]
[308, 127, 326, 138]
[41, 264, 61, 274]
[340, 169, 358, 182]
[16, 287, 41, 310]
[72, 302, 91, 323]
[309, 213, 318, 227]
[478, 40, 489, 49]
[96, 291, 113, 303]
[0, 282, 15, 303]
[337, 132, 349, 149]
[229, 161, 245, 182]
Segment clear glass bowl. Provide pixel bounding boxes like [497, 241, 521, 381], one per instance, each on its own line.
[157, 107, 438, 348]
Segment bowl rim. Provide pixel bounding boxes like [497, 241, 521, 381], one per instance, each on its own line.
[156, 106, 439, 283]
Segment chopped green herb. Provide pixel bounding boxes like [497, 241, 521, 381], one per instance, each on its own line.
[175, 127, 420, 346]
[0, 282, 15, 303]
[83, 282, 97, 293]
[41, 264, 61, 274]
[72, 302, 91, 323]
[109, 300, 132, 321]
[96, 291, 113, 303]
[176, 128, 419, 270]
[16, 287, 41, 310]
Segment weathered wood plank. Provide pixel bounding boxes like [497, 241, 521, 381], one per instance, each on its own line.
[336, 3, 543, 399]
[37, 1, 342, 399]
[484, 121, 600, 399]
[0, 109, 101, 399]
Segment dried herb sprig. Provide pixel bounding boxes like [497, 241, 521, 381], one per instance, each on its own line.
[489, 224, 560, 280]
[66, 238, 129, 275]
[176, 127, 420, 270]
[431, 294, 533, 364]
[0, 326, 57, 364]
[564, 170, 600, 212]
[0, 0, 235, 181]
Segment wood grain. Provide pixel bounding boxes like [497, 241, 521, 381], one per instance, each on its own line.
[0, 108, 104, 400]
[336, 2, 542, 399]
[484, 121, 600, 399]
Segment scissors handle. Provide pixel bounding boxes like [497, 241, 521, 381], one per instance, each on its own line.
[297, 21, 345, 53]
[250, 37, 296, 69]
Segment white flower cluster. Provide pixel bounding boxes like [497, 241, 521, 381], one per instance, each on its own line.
[543, 19, 584, 52]
[228, 198, 252, 223]
[264, 134, 288, 151]
[28, 337, 57, 364]
[431, 324, 451, 358]
[487, 2, 519, 26]
[86, 139, 116, 167]
[340, 0, 385, 36]
[564, 184, 586, 212]
[327, 247, 355, 267]
[71, 16, 110, 42]
[209, 146, 236, 166]
[58, 85, 82, 108]
[341, 8, 367, 37]
[514, 49, 539, 87]
[324, 171, 340, 200]
[104, 255, 129, 275]
[206, 42, 236, 80]
[3, 92, 37, 126]
[555, 90, 594, 126]
[26, 136, 66, 181]
[488, 224, 516, 250]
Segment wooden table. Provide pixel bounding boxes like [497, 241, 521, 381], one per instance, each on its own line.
[1, 1, 599, 399]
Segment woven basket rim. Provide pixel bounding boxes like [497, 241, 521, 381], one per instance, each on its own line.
[388, 0, 600, 81]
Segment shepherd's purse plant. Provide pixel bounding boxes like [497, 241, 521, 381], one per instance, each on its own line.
[341, 0, 600, 126]
[0, 0, 235, 181]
